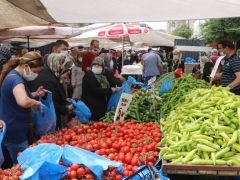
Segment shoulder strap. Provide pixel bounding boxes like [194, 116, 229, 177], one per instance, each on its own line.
[5, 74, 17, 79]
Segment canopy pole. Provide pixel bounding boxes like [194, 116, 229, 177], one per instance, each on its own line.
[122, 36, 124, 67]
[27, 36, 30, 50]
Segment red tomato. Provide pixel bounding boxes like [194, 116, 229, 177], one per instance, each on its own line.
[84, 167, 91, 174]
[77, 167, 85, 176]
[70, 164, 80, 171]
[85, 174, 95, 179]
[68, 170, 77, 178]
[115, 174, 122, 180]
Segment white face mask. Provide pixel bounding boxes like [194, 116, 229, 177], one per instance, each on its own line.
[23, 66, 38, 81]
[110, 60, 114, 69]
[78, 56, 83, 62]
[92, 66, 102, 74]
[60, 50, 69, 56]
[220, 52, 225, 56]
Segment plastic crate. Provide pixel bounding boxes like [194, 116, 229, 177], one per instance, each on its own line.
[125, 159, 163, 180]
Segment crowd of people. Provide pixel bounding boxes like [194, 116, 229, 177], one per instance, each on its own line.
[0, 38, 240, 168]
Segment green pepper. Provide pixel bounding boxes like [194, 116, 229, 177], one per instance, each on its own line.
[197, 144, 216, 152]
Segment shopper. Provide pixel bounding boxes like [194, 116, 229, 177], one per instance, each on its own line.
[209, 49, 219, 64]
[82, 40, 99, 72]
[29, 53, 74, 130]
[82, 57, 121, 120]
[142, 48, 163, 83]
[113, 51, 123, 74]
[216, 40, 240, 95]
[71, 48, 85, 100]
[0, 52, 44, 164]
[43, 40, 69, 65]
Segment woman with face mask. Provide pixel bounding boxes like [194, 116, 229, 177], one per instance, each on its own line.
[82, 57, 121, 120]
[28, 53, 74, 130]
[0, 52, 44, 164]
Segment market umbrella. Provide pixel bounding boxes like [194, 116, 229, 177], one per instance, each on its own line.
[97, 23, 149, 65]
[0, 25, 82, 49]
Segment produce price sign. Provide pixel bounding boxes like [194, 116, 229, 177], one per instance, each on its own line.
[114, 93, 133, 121]
[210, 56, 225, 78]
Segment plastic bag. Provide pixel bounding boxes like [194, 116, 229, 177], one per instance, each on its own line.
[71, 99, 91, 123]
[20, 161, 67, 180]
[17, 143, 63, 170]
[0, 124, 6, 167]
[159, 76, 173, 94]
[107, 91, 122, 111]
[32, 91, 56, 136]
[62, 145, 123, 180]
[107, 76, 143, 111]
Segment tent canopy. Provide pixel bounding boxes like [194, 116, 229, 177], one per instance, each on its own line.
[0, 26, 82, 40]
[0, 0, 50, 30]
[39, 0, 240, 23]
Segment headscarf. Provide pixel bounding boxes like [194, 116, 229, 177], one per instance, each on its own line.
[99, 52, 112, 70]
[91, 57, 110, 89]
[47, 53, 63, 76]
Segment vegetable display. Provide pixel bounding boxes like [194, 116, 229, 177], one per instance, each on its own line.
[160, 74, 208, 117]
[102, 90, 161, 123]
[159, 87, 240, 165]
[38, 121, 161, 178]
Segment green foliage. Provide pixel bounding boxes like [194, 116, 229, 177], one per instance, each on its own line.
[172, 25, 192, 39]
[202, 18, 240, 43]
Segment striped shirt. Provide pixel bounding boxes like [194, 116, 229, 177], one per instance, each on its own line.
[221, 54, 240, 88]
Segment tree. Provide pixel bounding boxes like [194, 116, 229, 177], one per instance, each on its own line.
[202, 18, 240, 44]
[172, 25, 192, 39]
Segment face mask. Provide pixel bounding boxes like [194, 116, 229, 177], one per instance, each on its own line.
[78, 56, 83, 62]
[110, 60, 114, 69]
[92, 66, 102, 74]
[220, 52, 225, 56]
[60, 50, 68, 56]
[23, 66, 38, 81]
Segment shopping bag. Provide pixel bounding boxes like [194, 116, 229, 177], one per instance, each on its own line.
[32, 91, 56, 136]
[71, 99, 91, 123]
[62, 145, 123, 180]
[0, 124, 6, 167]
[107, 76, 143, 111]
[107, 91, 122, 111]
[159, 76, 173, 94]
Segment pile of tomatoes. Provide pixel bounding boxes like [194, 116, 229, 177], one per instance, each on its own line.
[63, 163, 122, 180]
[37, 120, 161, 179]
[0, 164, 22, 180]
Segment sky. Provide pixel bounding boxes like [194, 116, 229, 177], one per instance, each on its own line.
[144, 22, 167, 30]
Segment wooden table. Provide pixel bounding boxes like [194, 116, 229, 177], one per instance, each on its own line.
[162, 160, 240, 176]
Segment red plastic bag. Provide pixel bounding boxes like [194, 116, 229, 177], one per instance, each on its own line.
[175, 68, 184, 78]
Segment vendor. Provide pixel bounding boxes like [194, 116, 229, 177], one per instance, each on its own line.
[216, 40, 240, 95]
[172, 49, 184, 72]
[0, 52, 45, 164]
